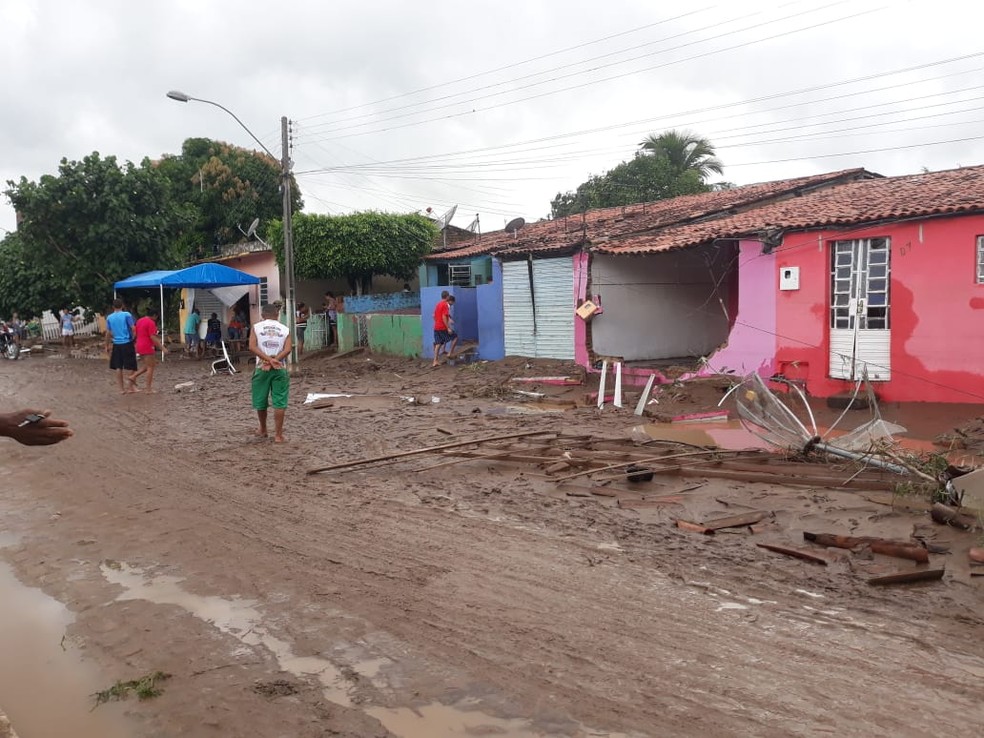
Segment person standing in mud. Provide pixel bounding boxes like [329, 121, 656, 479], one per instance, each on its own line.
[249, 303, 292, 443]
[105, 299, 139, 394]
[131, 308, 169, 393]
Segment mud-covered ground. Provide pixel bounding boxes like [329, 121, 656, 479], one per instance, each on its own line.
[1, 345, 983, 738]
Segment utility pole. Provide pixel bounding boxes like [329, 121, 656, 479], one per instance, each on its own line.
[281, 116, 298, 368]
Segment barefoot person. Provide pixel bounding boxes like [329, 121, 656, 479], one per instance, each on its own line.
[0, 409, 73, 445]
[249, 303, 292, 443]
[132, 308, 169, 393]
[105, 299, 139, 394]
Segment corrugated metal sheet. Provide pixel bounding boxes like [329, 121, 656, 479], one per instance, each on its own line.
[502, 258, 574, 360]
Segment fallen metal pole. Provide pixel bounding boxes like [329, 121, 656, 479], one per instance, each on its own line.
[307, 430, 554, 475]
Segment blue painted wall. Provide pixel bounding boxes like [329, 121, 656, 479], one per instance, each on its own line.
[476, 258, 504, 360]
[420, 285, 478, 358]
[343, 291, 420, 314]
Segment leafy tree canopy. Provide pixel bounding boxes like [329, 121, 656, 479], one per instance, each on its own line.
[155, 137, 302, 260]
[4, 152, 176, 317]
[550, 129, 723, 218]
[269, 212, 437, 295]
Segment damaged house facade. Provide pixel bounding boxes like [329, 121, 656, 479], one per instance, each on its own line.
[427, 164, 984, 404]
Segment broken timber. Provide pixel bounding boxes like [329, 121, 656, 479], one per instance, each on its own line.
[703, 510, 771, 531]
[803, 532, 930, 563]
[868, 568, 945, 586]
[755, 543, 829, 565]
[307, 430, 554, 474]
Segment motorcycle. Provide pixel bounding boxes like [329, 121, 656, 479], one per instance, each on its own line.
[0, 328, 24, 360]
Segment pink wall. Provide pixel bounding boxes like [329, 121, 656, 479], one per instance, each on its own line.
[574, 252, 590, 367]
[217, 251, 280, 326]
[773, 215, 984, 403]
[706, 239, 776, 378]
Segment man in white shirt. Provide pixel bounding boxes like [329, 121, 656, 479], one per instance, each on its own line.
[248, 303, 292, 443]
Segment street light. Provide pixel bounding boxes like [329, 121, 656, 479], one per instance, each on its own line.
[166, 90, 298, 367]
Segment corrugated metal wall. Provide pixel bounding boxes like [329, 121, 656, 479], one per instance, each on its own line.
[502, 258, 574, 360]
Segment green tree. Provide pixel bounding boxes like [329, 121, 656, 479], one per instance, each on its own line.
[269, 212, 437, 295]
[639, 130, 724, 180]
[155, 138, 302, 260]
[4, 152, 177, 315]
[550, 130, 724, 218]
[551, 152, 708, 218]
[0, 231, 57, 319]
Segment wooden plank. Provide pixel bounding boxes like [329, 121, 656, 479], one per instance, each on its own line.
[657, 465, 899, 491]
[617, 496, 684, 509]
[634, 374, 657, 416]
[675, 519, 715, 535]
[552, 449, 750, 483]
[756, 543, 829, 565]
[803, 532, 930, 563]
[703, 510, 771, 531]
[868, 568, 945, 586]
[307, 430, 554, 475]
[931, 503, 980, 531]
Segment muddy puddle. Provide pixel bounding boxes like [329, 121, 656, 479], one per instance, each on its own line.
[101, 563, 629, 738]
[0, 554, 132, 738]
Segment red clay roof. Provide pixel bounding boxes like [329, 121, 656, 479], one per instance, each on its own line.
[428, 168, 875, 261]
[597, 164, 984, 255]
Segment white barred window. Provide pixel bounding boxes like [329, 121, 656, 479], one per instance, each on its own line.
[978, 237, 984, 283]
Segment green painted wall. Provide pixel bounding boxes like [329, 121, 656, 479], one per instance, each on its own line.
[336, 314, 422, 357]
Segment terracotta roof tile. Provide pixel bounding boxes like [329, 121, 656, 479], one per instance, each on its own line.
[427, 168, 873, 261]
[598, 164, 984, 255]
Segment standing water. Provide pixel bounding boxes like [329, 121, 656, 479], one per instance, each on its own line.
[0, 542, 132, 738]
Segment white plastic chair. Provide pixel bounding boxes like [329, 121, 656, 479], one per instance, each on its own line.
[210, 340, 238, 376]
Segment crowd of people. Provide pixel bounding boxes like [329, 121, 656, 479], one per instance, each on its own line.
[3, 285, 420, 447]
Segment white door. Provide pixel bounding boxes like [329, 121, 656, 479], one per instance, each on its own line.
[829, 238, 891, 380]
[502, 258, 575, 360]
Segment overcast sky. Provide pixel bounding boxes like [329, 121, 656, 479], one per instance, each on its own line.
[3, 0, 983, 236]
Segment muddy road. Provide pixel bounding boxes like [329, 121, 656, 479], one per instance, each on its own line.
[1, 349, 982, 737]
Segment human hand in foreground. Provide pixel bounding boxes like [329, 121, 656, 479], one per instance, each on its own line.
[0, 409, 74, 446]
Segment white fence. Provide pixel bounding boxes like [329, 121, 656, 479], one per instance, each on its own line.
[38, 310, 100, 342]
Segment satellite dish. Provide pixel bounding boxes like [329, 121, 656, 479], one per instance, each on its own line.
[246, 218, 260, 239]
[505, 217, 526, 234]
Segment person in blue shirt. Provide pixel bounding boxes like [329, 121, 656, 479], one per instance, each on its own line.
[104, 299, 139, 394]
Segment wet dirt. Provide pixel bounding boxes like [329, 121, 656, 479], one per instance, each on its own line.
[1, 351, 983, 737]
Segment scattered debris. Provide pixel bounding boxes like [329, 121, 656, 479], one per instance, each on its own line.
[509, 376, 582, 386]
[253, 679, 299, 697]
[868, 569, 945, 586]
[930, 503, 980, 531]
[672, 411, 729, 424]
[174, 381, 195, 392]
[755, 543, 829, 566]
[625, 464, 654, 483]
[93, 671, 172, 707]
[675, 519, 715, 535]
[803, 532, 930, 563]
[703, 510, 771, 531]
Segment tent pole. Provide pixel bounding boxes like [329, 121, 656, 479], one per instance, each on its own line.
[160, 285, 166, 363]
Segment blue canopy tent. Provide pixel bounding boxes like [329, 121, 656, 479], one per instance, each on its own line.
[114, 264, 260, 360]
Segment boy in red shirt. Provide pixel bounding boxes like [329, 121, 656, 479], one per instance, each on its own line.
[132, 308, 169, 393]
[432, 294, 458, 367]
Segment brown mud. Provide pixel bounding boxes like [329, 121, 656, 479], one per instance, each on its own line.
[0, 348, 982, 737]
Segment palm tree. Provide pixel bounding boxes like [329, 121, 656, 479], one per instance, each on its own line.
[639, 130, 724, 181]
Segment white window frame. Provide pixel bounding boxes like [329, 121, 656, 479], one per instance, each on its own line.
[977, 236, 984, 284]
[259, 276, 269, 305]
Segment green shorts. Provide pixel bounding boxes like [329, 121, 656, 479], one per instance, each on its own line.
[252, 367, 290, 410]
